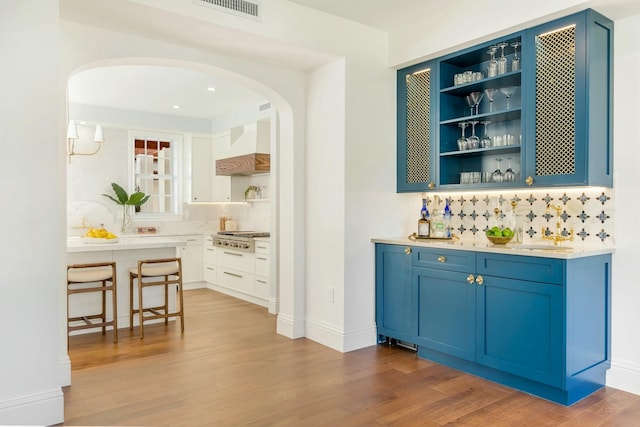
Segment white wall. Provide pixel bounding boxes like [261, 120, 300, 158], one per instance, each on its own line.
[0, 1, 65, 425]
[385, 0, 640, 397]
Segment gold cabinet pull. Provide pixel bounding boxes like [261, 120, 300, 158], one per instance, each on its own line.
[476, 275, 484, 286]
[428, 182, 436, 189]
[404, 247, 412, 255]
[467, 274, 475, 284]
[525, 176, 534, 186]
[437, 255, 446, 263]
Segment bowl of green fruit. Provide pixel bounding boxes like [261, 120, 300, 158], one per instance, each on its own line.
[486, 226, 514, 245]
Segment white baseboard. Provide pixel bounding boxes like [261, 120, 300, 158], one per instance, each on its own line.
[0, 388, 64, 426]
[205, 283, 268, 307]
[276, 312, 305, 339]
[304, 317, 377, 352]
[183, 281, 207, 291]
[607, 359, 640, 396]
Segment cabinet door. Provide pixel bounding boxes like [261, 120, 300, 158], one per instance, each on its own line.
[375, 244, 413, 343]
[191, 137, 212, 202]
[523, 9, 613, 187]
[179, 240, 204, 283]
[413, 267, 476, 361]
[476, 275, 563, 387]
[397, 60, 438, 192]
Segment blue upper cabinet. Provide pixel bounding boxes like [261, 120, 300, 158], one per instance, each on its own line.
[523, 9, 613, 188]
[397, 60, 438, 192]
[396, 8, 613, 192]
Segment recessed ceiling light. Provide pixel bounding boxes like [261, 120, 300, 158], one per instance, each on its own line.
[207, 87, 216, 92]
[172, 105, 181, 109]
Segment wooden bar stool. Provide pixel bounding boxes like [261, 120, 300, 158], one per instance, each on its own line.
[67, 262, 118, 344]
[129, 257, 184, 338]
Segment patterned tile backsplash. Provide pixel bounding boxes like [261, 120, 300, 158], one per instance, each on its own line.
[421, 188, 614, 247]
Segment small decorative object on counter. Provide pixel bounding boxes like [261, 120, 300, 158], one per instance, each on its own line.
[102, 182, 150, 233]
[224, 217, 238, 231]
[444, 198, 452, 238]
[418, 194, 430, 238]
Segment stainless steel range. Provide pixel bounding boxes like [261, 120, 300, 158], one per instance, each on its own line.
[212, 231, 270, 253]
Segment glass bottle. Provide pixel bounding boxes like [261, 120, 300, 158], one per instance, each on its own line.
[418, 196, 430, 238]
[443, 198, 452, 238]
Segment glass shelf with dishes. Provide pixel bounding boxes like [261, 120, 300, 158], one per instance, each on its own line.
[437, 34, 523, 189]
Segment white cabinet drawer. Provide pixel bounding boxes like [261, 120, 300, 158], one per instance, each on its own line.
[218, 249, 255, 272]
[204, 246, 217, 265]
[218, 267, 254, 295]
[255, 275, 270, 299]
[204, 264, 217, 283]
[255, 254, 269, 276]
[254, 240, 270, 254]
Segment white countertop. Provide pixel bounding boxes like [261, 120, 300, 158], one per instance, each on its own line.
[67, 236, 187, 253]
[371, 236, 614, 259]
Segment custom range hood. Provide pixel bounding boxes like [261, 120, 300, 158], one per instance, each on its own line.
[216, 120, 270, 176]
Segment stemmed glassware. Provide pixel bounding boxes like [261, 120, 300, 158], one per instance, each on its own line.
[465, 95, 475, 116]
[468, 91, 484, 115]
[487, 46, 498, 77]
[496, 42, 508, 75]
[457, 122, 468, 151]
[500, 86, 517, 109]
[511, 41, 521, 72]
[480, 121, 492, 148]
[468, 120, 480, 150]
[484, 88, 497, 112]
[492, 158, 504, 183]
[504, 157, 516, 182]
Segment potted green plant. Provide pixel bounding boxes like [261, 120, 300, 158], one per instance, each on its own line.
[103, 182, 150, 233]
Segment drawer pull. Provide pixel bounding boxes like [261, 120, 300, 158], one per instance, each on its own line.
[224, 271, 243, 278]
[257, 257, 267, 260]
[466, 274, 475, 284]
[476, 275, 484, 286]
[206, 267, 215, 271]
[224, 251, 243, 257]
[404, 247, 412, 255]
[256, 245, 268, 249]
[257, 280, 267, 284]
[206, 248, 215, 252]
[437, 255, 447, 263]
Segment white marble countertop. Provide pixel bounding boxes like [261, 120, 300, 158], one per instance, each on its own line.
[371, 236, 614, 260]
[67, 236, 187, 253]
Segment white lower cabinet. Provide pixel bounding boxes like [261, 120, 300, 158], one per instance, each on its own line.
[177, 235, 203, 286]
[203, 236, 270, 307]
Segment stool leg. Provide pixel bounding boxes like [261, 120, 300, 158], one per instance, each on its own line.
[111, 274, 118, 343]
[138, 276, 144, 339]
[164, 278, 169, 325]
[101, 281, 107, 335]
[129, 273, 134, 331]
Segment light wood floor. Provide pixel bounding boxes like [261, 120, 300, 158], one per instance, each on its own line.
[61, 288, 640, 426]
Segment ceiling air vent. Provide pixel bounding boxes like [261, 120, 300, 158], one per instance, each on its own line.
[193, 0, 261, 20]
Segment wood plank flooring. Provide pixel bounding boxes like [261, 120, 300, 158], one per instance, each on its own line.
[61, 289, 640, 426]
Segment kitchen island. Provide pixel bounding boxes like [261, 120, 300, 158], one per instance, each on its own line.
[67, 236, 186, 334]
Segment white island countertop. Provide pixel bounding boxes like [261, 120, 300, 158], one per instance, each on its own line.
[371, 236, 614, 260]
[67, 235, 187, 253]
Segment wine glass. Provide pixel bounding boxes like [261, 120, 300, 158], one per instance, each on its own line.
[468, 120, 480, 149]
[504, 157, 516, 182]
[496, 42, 508, 75]
[500, 86, 517, 109]
[484, 88, 497, 112]
[487, 46, 498, 77]
[480, 121, 492, 148]
[457, 122, 468, 151]
[511, 41, 521, 72]
[465, 94, 475, 116]
[468, 91, 484, 115]
[492, 158, 504, 183]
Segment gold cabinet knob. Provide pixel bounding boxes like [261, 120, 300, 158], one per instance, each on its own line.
[467, 274, 475, 284]
[428, 182, 435, 189]
[437, 255, 446, 263]
[404, 247, 412, 255]
[525, 176, 534, 186]
[476, 275, 484, 286]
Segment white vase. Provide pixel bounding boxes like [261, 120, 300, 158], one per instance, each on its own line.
[121, 205, 133, 233]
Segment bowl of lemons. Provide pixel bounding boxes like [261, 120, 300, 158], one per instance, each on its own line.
[485, 226, 514, 245]
[82, 227, 119, 243]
